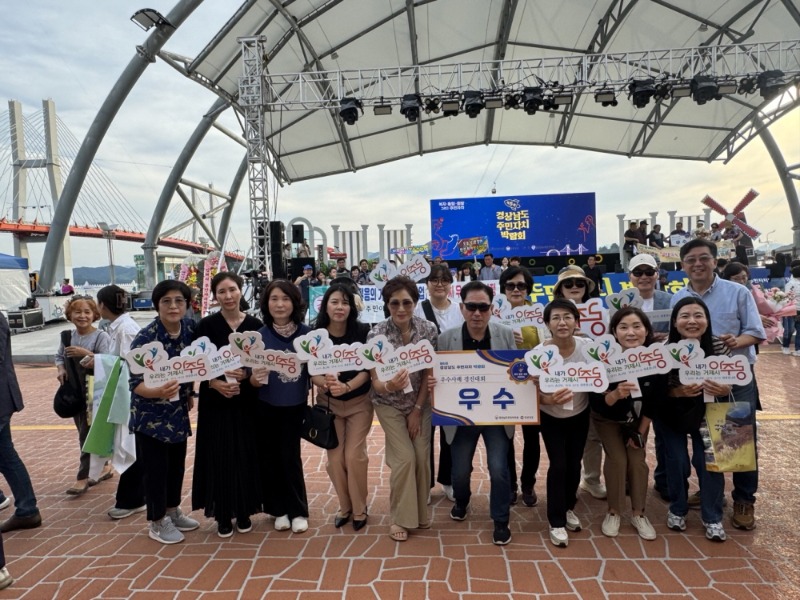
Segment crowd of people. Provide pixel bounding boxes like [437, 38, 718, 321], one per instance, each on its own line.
[0, 239, 795, 587]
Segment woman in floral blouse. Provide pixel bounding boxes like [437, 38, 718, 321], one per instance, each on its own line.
[368, 276, 438, 542]
[128, 280, 199, 545]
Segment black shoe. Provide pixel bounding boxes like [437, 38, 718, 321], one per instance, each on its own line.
[236, 517, 252, 533]
[510, 488, 518, 505]
[493, 521, 512, 546]
[1, 512, 42, 533]
[352, 514, 368, 531]
[450, 503, 468, 521]
[334, 513, 351, 528]
[522, 488, 538, 507]
[217, 521, 234, 538]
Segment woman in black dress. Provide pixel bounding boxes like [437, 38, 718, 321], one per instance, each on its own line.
[192, 272, 263, 537]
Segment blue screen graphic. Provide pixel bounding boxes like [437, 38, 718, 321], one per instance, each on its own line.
[430, 193, 596, 259]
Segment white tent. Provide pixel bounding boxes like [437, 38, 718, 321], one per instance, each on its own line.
[0, 253, 31, 313]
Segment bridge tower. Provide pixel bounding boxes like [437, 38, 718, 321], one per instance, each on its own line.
[8, 99, 73, 284]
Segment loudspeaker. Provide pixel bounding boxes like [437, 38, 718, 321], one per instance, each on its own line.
[290, 257, 314, 280]
[291, 224, 304, 244]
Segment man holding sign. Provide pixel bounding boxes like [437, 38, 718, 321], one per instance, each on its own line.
[438, 281, 516, 546]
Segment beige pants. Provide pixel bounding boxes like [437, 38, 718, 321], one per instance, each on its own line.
[374, 402, 431, 529]
[593, 413, 649, 514]
[581, 416, 604, 486]
[318, 392, 374, 518]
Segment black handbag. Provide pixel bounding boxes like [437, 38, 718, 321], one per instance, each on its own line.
[300, 398, 338, 450]
[53, 330, 87, 418]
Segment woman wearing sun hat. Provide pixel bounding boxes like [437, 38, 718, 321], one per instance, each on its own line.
[551, 266, 606, 501]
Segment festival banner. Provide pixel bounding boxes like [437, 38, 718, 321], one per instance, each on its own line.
[581, 335, 672, 397]
[666, 339, 753, 402]
[491, 294, 546, 329]
[432, 350, 538, 426]
[184, 336, 242, 381]
[125, 342, 210, 388]
[293, 328, 370, 375]
[358, 335, 437, 392]
[228, 331, 303, 379]
[523, 345, 609, 410]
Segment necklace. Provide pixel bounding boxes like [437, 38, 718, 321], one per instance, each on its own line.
[166, 322, 182, 339]
[397, 323, 413, 336]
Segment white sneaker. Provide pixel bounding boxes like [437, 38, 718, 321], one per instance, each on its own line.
[565, 510, 582, 532]
[793, 350, 800, 357]
[291, 516, 308, 533]
[549, 527, 569, 547]
[442, 485, 455, 502]
[0, 497, 11, 511]
[667, 511, 686, 532]
[782, 347, 791, 355]
[579, 479, 607, 499]
[274, 515, 291, 531]
[0, 566, 13, 590]
[631, 515, 657, 540]
[601, 513, 620, 537]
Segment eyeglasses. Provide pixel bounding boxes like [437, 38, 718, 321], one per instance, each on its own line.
[549, 314, 576, 323]
[631, 268, 657, 277]
[159, 297, 187, 307]
[682, 254, 714, 266]
[504, 282, 528, 292]
[463, 302, 492, 313]
[561, 279, 586, 289]
[428, 278, 451, 286]
[387, 299, 414, 309]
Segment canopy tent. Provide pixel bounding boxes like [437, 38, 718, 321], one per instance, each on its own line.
[0, 253, 31, 313]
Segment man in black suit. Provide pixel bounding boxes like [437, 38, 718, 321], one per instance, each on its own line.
[0, 313, 41, 535]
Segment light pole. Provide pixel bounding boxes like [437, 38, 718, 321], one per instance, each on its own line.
[98, 222, 119, 285]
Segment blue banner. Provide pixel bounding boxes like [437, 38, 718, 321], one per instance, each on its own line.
[430, 193, 596, 259]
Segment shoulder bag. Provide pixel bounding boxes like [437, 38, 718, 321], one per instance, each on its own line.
[53, 330, 87, 418]
[300, 394, 338, 450]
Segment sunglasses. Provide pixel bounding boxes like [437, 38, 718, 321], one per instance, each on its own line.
[631, 268, 657, 277]
[388, 299, 414, 309]
[504, 282, 528, 292]
[463, 302, 492, 313]
[561, 279, 586, 289]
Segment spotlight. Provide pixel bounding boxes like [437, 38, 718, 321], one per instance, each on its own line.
[653, 82, 671, 101]
[373, 103, 392, 116]
[690, 75, 719, 105]
[339, 97, 362, 125]
[484, 94, 504, 109]
[717, 78, 737, 95]
[441, 97, 460, 117]
[400, 94, 422, 122]
[504, 93, 521, 109]
[628, 78, 655, 108]
[594, 88, 617, 107]
[671, 81, 692, 98]
[553, 90, 574, 106]
[522, 87, 544, 114]
[738, 75, 757, 94]
[757, 70, 786, 99]
[462, 91, 484, 118]
[424, 97, 440, 114]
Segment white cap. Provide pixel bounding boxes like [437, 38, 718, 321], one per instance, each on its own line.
[628, 254, 658, 271]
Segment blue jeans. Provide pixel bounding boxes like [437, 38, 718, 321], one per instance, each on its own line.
[731, 376, 758, 505]
[0, 415, 39, 518]
[657, 418, 724, 524]
[782, 316, 799, 350]
[450, 425, 510, 524]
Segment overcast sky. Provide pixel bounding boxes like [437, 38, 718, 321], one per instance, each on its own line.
[1, 1, 798, 271]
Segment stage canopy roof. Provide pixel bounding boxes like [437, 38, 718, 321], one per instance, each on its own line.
[172, 1, 800, 182]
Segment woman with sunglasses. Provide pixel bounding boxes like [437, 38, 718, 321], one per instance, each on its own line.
[368, 276, 438, 542]
[591, 307, 661, 540]
[310, 283, 373, 532]
[650, 297, 731, 542]
[534, 299, 593, 547]
[499, 266, 541, 508]
[414, 265, 464, 503]
[552, 266, 606, 501]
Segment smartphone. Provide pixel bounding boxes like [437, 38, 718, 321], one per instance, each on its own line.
[79, 355, 92, 367]
[629, 431, 644, 448]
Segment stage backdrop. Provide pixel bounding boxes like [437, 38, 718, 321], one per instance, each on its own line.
[430, 193, 596, 260]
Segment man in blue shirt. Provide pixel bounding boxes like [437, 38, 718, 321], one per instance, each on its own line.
[478, 253, 502, 281]
[671, 239, 765, 531]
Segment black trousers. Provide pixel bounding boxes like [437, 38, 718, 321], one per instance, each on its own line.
[519, 424, 541, 492]
[115, 436, 145, 510]
[136, 433, 186, 522]
[73, 411, 90, 481]
[258, 403, 308, 519]
[540, 408, 590, 528]
[429, 425, 452, 487]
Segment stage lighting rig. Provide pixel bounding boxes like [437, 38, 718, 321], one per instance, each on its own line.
[628, 78, 656, 108]
[441, 95, 460, 117]
[339, 97, 363, 125]
[690, 75, 719, 105]
[462, 91, 484, 118]
[594, 87, 617, 107]
[400, 94, 422, 122]
[424, 97, 441, 114]
[522, 87, 544, 114]
[757, 70, 786, 99]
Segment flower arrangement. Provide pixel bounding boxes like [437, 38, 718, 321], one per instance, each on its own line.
[751, 285, 797, 343]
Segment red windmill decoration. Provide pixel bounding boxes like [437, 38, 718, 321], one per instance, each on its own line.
[701, 189, 761, 239]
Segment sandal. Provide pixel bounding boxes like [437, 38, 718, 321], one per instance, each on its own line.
[88, 465, 115, 487]
[389, 525, 408, 542]
[66, 480, 89, 495]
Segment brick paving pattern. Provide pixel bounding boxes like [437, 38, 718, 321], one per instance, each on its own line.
[1, 349, 798, 599]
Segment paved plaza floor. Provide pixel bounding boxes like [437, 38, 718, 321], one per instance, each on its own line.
[3, 320, 799, 599]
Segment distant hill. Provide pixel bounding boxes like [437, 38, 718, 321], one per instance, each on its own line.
[73, 266, 138, 285]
